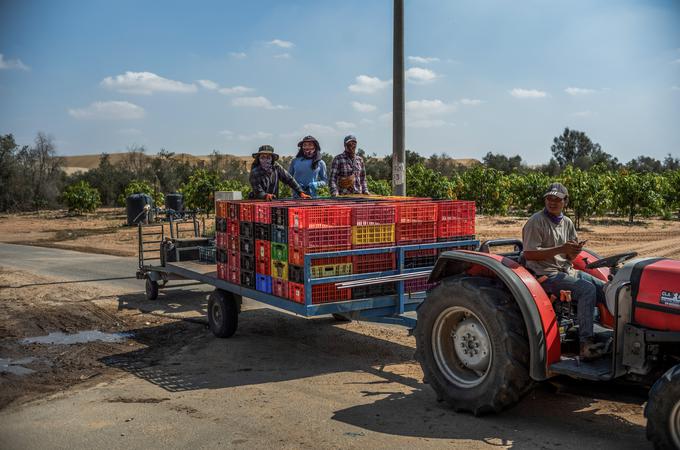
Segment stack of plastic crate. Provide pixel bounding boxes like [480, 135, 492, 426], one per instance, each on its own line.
[222, 201, 240, 284]
[287, 205, 353, 304]
[436, 200, 476, 241]
[215, 200, 228, 280]
[395, 201, 438, 292]
[237, 202, 255, 288]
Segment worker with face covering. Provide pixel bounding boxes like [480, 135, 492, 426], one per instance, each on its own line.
[289, 135, 328, 198]
[248, 145, 310, 200]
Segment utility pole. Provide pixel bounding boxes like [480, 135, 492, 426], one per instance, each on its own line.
[392, 0, 406, 196]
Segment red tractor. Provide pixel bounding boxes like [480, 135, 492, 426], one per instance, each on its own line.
[414, 239, 680, 449]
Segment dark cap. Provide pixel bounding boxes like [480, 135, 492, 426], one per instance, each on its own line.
[544, 182, 568, 199]
[252, 144, 279, 160]
[297, 135, 320, 150]
[344, 134, 357, 145]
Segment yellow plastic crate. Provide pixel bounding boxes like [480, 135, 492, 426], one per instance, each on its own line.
[311, 263, 353, 279]
[352, 224, 395, 245]
[271, 260, 288, 281]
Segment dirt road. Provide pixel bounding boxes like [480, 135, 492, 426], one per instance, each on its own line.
[0, 244, 650, 449]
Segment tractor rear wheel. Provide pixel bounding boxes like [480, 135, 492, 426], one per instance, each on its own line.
[414, 275, 531, 415]
[645, 364, 680, 450]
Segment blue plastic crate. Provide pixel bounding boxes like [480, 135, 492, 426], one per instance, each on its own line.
[255, 273, 272, 294]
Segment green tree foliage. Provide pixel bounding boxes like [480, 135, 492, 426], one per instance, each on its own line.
[626, 155, 663, 173]
[406, 164, 455, 199]
[661, 170, 680, 218]
[559, 166, 612, 229]
[459, 166, 512, 214]
[550, 127, 618, 171]
[367, 176, 391, 196]
[610, 170, 666, 223]
[483, 152, 523, 173]
[508, 171, 550, 215]
[61, 180, 101, 214]
[118, 180, 164, 207]
[180, 169, 231, 215]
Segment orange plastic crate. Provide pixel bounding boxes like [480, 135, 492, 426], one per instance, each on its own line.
[395, 222, 437, 244]
[288, 244, 352, 266]
[395, 202, 438, 223]
[352, 252, 396, 274]
[216, 200, 227, 218]
[288, 227, 352, 249]
[288, 205, 352, 229]
[351, 203, 396, 225]
[239, 202, 254, 221]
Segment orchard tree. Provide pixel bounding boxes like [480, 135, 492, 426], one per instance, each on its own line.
[459, 166, 511, 214]
[406, 163, 456, 199]
[559, 166, 611, 229]
[508, 171, 550, 215]
[62, 180, 101, 214]
[611, 170, 665, 223]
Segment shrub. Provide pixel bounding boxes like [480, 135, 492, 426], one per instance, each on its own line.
[61, 180, 101, 214]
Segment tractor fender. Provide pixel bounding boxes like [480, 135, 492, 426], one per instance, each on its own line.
[428, 250, 561, 381]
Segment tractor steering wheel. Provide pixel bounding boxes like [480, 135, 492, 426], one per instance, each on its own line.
[585, 252, 638, 270]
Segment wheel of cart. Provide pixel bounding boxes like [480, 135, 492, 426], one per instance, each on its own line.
[208, 289, 242, 338]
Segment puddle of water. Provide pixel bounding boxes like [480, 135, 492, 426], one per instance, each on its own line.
[21, 331, 133, 345]
[0, 357, 36, 376]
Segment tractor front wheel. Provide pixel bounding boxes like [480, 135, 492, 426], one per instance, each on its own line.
[646, 364, 680, 450]
[414, 275, 531, 415]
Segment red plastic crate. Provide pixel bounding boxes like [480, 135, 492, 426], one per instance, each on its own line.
[404, 276, 437, 293]
[216, 232, 227, 249]
[239, 202, 254, 222]
[227, 219, 239, 236]
[227, 266, 240, 285]
[351, 203, 396, 225]
[352, 252, 396, 274]
[226, 249, 239, 268]
[288, 205, 352, 229]
[395, 222, 437, 243]
[288, 227, 352, 249]
[254, 203, 271, 224]
[288, 281, 352, 305]
[226, 235, 239, 253]
[288, 244, 352, 266]
[395, 202, 438, 223]
[437, 218, 475, 239]
[217, 262, 227, 280]
[272, 278, 288, 298]
[436, 200, 476, 221]
[256, 259, 271, 276]
[216, 200, 227, 218]
[227, 201, 240, 220]
[255, 239, 271, 262]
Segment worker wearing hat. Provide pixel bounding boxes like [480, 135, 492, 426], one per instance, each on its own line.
[289, 135, 327, 198]
[522, 182, 606, 360]
[329, 135, 369, 196]
[249, 145, 310, 200]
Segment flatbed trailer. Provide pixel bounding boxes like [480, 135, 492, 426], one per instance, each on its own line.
[135, 221, 479, 334]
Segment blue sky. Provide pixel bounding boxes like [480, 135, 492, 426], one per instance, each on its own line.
[1, 0, 679, 164]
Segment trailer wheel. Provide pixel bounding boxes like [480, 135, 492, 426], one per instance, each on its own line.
[208, 289, 239, 338]
[145, 278, 159, 300]
[414, 275, 531, 415]
[646, 364, 680, 450]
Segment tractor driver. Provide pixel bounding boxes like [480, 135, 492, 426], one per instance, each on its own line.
[522, 182, 607, 360]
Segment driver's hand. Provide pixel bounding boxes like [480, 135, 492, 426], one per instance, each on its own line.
[562, 240, 582, 260]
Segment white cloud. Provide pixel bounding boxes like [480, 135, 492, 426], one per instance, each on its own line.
[510, 88, 547, 99]
[238, 131, 272, 141]
[406, 99, 454, 115]
[197, 79, 219, 90]
[274, 53, 291, 59]
[0, 53, 29, 71]
[101, 71, 197, 95]
[351, 101, 377, 113]
[565, 87, 596, 96]
[219, 85, 255, 95]
[409, 119, 449, 128]
[348, 75, 391, 94]
[460, 98, 483, 106]
[407, 56, 440, 64]
[406, 67, 438, 83]
[68, 101, 145, 120]
[335, 121, 356, 130]
[230, 52, 247, 59]
[231, 96, 288, 110]
[268, 39, 294, 48]
[302, 123, 337, 135]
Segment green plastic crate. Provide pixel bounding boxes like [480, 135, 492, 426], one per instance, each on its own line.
[271, 242, 288, 262]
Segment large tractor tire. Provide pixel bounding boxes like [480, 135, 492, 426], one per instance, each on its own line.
[414, 275, 531, 415]
[645, 364, 680, 450]
[208, 289, 240, 338]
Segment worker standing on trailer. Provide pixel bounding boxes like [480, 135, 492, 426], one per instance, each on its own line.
[289, 135, 328, 198]
[249, 145, 311, 201]
[522, 182, 606, 360]
[329, 135, 369, 196]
